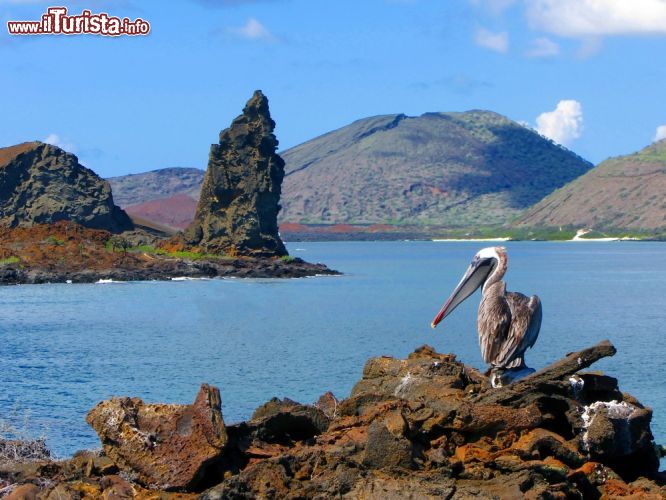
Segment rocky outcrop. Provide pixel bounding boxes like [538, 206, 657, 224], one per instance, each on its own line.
[249, 398, 330, 443]
[0, 142, 133, 233]
[200, 341, 664, 498]
[86, 384, 227, 490]
[2, 342, 664, 498]
[184, 91, 287, 257]
[0, 222, 338, 285]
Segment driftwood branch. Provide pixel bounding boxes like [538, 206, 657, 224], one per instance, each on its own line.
[476, 339, 616, 405]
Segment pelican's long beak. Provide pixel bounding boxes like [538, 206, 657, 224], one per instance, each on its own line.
[431, 258, 492, 329]
[431, 294, 456, 328]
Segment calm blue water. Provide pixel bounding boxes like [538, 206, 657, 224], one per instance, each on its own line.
[1, 241, 665, 467]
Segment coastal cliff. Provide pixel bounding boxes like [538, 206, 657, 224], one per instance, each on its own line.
[1, 341, 663, 498]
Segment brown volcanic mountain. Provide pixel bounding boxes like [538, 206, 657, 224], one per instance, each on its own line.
[518, 140, 666, 231]
[280, 111, 593, 226]
[108, 167, 204, 231]
[108, 167, 204, 207]
[124, 193, 197, 230]
[107, 110, 593, 231]
[0, 141, 133, 233]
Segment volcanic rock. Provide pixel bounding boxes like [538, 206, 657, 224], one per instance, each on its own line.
[86, 384, 227, 490]
[184, 91, 287, 257]
[199, 341, 663, 498]
[249, 398, 330, 443]
[582, 400, 658, 479]
[4, 341, 665, 498]
[0, 142, 132, 233]
[362, 414, 414, 469]
[0, 221, 337, 285]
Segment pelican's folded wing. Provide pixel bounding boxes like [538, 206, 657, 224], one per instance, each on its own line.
[495, 293, 542, 368]
[478, 286, 512, 365]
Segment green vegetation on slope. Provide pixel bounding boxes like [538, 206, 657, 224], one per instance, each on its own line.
[280, 110, 592, 226]
[517, 139, 666, 231]
[104, 241, 230, 261]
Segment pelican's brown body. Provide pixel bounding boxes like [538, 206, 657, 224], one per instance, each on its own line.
[432, 246, 542, 372]
[477, 248, 541, 369]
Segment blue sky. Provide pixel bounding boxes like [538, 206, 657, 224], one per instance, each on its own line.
[1, 0, 666, 177]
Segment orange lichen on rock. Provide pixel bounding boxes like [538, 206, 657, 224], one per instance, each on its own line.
[0, 221, 126, 271]
[2, 342, 664, 498]
[86, 384, 227, 491]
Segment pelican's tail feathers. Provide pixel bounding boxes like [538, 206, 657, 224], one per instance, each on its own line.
[504, 356, 525, 369]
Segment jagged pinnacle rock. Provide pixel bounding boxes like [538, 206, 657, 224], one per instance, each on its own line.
[185, 91, 287, 257]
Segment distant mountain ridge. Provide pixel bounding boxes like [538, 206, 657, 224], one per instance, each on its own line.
[107, 167, 204, 230]
[107, 109, 593, 230]
[517, 139, 666, 231]
[108, 167, 204, 207]
[280, 110, 593, 226]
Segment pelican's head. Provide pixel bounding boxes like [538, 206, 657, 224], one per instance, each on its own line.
[431, 246, 505, 329]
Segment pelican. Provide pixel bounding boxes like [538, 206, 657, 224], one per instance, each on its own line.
[430, 247, 542, 387]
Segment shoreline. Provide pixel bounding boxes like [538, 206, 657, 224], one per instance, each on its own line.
[0, 257, 339, 286]
[284, 237, 661, 243]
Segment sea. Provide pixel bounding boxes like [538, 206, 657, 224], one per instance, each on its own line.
[1, 241, 664, 469]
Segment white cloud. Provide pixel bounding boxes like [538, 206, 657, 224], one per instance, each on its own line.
[43, 133, 76, 152]
[474, 27, 509, 53]
[536, 100, 583, 146]
[229, 18, 275, 41]
[525, 37, 559, 58]
[526, 0, 666, 38]
[655, 125, 666, 142]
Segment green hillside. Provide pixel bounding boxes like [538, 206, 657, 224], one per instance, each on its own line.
[518, 139, 666, 232]
[280, 110, 593, 226]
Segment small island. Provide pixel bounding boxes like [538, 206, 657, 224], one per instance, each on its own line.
[0, 92, 338, 285]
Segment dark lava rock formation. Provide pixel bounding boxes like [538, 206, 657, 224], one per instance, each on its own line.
[0, 142, 133, 233]
[184, 91, 288, 257]
[2, 340, 664, 498]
